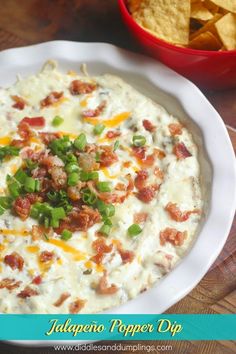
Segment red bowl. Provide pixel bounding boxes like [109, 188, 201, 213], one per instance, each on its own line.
[118, 0, 236, 90]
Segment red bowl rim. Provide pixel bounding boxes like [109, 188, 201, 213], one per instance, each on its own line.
[118, 0, 236, 56]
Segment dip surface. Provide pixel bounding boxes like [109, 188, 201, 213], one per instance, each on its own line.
[0, 62, 202, 313]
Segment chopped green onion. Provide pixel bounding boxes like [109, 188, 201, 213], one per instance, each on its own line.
[44, 217, 50, 228]
[61, 229, 72, 241]
[79, 171, 89, 182]
[30, 202, 52, 219]
[96, 200, 115, 217]
[52, 116, 64, 127]
[0, 145, 20, 163]
[64, 204, 73, 213]
[65, 153, 77, 163]
[24, 177, 36, 193]
[51, 207, 66, 221]
[99, 224, 111, 236]
[104, 204, 115, 217]
[47, 191, 58, 202]
[113, 140, 120, 151]
[81, 188, 97, 205]
[102, 217, 112, 226]
[67, 172, 79, 186]
[96, 181, 112, 192]
[7, 175, 21, 198]
[96, 199, 106, 212]
[30, 204, 41, 219]
[65, 162, 79, 173]
[95, 152, 101, 162]
[0, 196, 12, 216]
[0, 206, 5, 216]
[79, 171, 99, 182]
[14, 168, 28, 184]
[8, 181, 21, 198]
[74, 133, 87, 151]
[0, 196, 12, 209]
[49, 136, 71, 157]
[25, 159, 38, 171]
[128, 224, 142, 237]
[83, 269, 92, 275]
[90, 171, 99, 180]
[35, 179, 41, 192]
[132, 135, 146, 147]
[49, 207, 66, 228]
[93, 124, 105, 136]
[46, 190, 72, 214]
[50, 218, 60, 228]
[43, 233, 49, 241]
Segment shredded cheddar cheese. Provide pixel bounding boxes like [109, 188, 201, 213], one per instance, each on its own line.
[0, 136, 11, 146]
[48, 239, 86, 261]
[84, 112, 131, 127]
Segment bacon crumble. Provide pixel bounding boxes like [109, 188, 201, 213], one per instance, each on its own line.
[0, 278, 22, 291]
[143, 119, 156, 132]
[17, 286, 39, 298]
[134, 170, 148, 190]
[168, 123, 183, 136]
[54, 292, 71, 307]
[160, 228, 187, 247]
[118, 248, 135, 264]
[90, 238, 113, 264]
[69, 80, 96, 95]
[83, 101, 106, 117]
[99, 146, 118, 167]
[106, 130, 121, 139]
[173, 142, 192, 159]
[165, 203, 200, 222]
[133, 212, 148, 224]
[32, 275, 42, 285]
[39, 251, 54, 263]
[69, 298, 86, 313]
[4, 252, 24, 271]
[55, 206, 101, 234]
[96, 273, 118, 295]
[40, 91, 64, 107]
[13, 194, 42, 221]
[39, 132, 61, 145]
[11, 95, 27, 110]
[137, 186, 156, 203]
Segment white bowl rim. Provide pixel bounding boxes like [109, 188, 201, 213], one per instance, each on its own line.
[0, 40, 235, 346]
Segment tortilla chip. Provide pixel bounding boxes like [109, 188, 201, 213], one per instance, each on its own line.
[189, 30, 222, 50]
[215, 13, 236, 50]
[127, 0, 142, 14]
[191, 3, 214, 21]
[190, 13, 222, 40]
[203, 0, 219, 14]
[133, 0, 191, 45]
[209, 0, 236, 13]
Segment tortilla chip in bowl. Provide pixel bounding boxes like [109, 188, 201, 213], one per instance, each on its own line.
[119, 0, 236, 89]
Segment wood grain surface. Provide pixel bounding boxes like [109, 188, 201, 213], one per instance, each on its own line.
[0, 1, 235, 353]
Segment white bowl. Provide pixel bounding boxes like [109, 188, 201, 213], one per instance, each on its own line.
[0, 40, 235, 345]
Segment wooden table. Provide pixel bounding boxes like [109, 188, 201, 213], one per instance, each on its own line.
[0, 1, 235, 353]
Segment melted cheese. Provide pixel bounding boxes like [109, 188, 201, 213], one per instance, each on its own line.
[26, 245, 39, 253]
[101, 167, 120, 179]
[0, 64, 203, 314]
[84, 112, 130, 127]
[48, 239, 86, 261]
[0, 229, 30, 236]
[0, 136, 11, 145]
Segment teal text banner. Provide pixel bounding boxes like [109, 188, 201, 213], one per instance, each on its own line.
[0, 314, 235, 341]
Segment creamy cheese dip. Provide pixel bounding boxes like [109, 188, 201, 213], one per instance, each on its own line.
[0, 61, 202, 313]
